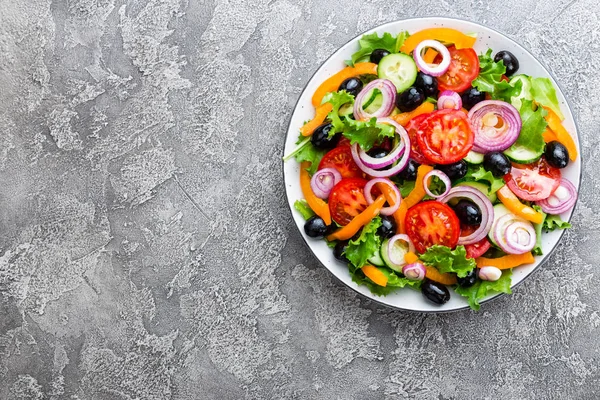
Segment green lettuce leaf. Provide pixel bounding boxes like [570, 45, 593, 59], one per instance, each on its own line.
[419, 245, 476, 278]
[464, 165, 505, 193]
[294, 200, 315, 220]
[345, 216, 382, 272]
[321, 91, 355, 134]
[342, 116, 395, 151]
[530, 77, 564, 120]
[346, 31, 409, 66]
[506, 100, 547, 157]
[543, 214, 572, 231]
[455, 269, 513, 311]
[350, 267, 421, 296]
[472, 49, 513, 99]
[288, 134, 326, 175]
[532, 205, 546, 256]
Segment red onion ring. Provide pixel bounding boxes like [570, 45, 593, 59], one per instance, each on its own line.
[310, 168, 342, 199]
[351, 118, 411, 178]
[439, 186, 494, 245]
[402, 262, 426, 281]
[353, 79, 397, 121]
[536, 178, 577, 214]
[493, 214, 536, 254]
[413, 40, 451, 77]
[358, 142, 404, 169]
[364, 178, 402, 216]
[423, 170, 451, 199]
[388, 234, 415, 265]
[437, 90, 462, 110]
[468, 100, 522, 152]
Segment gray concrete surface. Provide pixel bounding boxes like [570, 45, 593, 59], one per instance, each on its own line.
[0, 0, 599, 399]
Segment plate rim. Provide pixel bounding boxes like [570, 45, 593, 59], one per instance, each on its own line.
[282, 16, 582, 313]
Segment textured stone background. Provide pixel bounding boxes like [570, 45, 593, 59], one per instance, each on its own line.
[0, 0, 599, 399]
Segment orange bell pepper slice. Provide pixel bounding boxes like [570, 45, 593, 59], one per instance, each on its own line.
[375, 181, 403, 229]
[424, 265, 457, 285]
[327, 195, 386, 241]
[476, 252, 535, 270]
[393, 165, 434, 234]
[404, 251, 419, 264]
[300, 103, 333, 137]
[400, 28, 477, 54]
[311, 62, 378, 107]
[542, 127, 558, 143]
[497, 185, 544, 224]
[362, 265, 388, 287]
[391, 102, 435, 126]
[300, 162, 331, 225]
[543, 106, 578, 161]
[423, 48, 438, 63]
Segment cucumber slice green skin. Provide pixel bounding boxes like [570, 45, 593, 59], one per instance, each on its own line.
[503, 144, 543, 164]
[364, 94, 383, 114]
[368, 250, 385, 267]
[380, 238, 408, 272]
[377, 53, 418, 93]
[457, 181, 497, 203]
[488, 204, 512, 247]
[464, 150, 484, 164]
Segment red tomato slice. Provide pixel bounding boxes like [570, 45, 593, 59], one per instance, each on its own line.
[318, 146, 363, 179]
[464, 237, 491, 259]
[328, 178, 369, 226]
[506, 158, 561, 201]
[405, 201, 461, 254]
[337, 136, 352, 147]
[416, 109, 474, 165]
[405, 113, 432, 165]
[437, 46, 480, 93]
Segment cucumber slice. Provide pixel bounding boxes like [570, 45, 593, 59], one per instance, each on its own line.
[338, 102, 354, 118]
[457, 181, 497, 203]
[380, 238, 409, 272]
[503, 144, 543, 164]
[368, 250, 385, 267]
[464, 150, 484, 164]
[364, 93, 383, 114]
[377, 53, 418, 93]
[488, 204, 511, 246]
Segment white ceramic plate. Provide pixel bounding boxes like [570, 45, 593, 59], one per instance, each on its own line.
[283, 17, 581, 312]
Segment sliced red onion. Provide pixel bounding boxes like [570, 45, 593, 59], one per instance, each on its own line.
[388, 234, 416, 265]
[310, 168, 342, 199]
[439, 186, 494, 245]
[468, 100, 522, 152]
[353, 79, 397, 121]
[364, 178, 401, 216]
[358, 142, 404, 169]
[413, 40, 451, 77]
[423, 170, 451, 199]
[478, 266, 502, 281]
[437, 90, 462, 110]
[351, 118, 411, 178]
[402, 262, 426, 281]
[493, 214, 536, 254]
[536, 178, 577, 214]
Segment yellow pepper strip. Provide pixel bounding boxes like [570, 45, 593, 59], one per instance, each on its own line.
[423, 47, 438, 63]
[362, 265, 388, 287]
[391, 102, 435, 127]
[311, 62, 378, 107]
[394, 165, 434, 234]
[404, 251, 419, 264]
[476, 252, 535, 270]
[301, 103, 333, 137]
[542, 127, 558, 143]
[543, 106, 578, 161]
[327, 195, 386, 241]
[400, 28, 477, 54]
[424, 265, 458, 285]
[497, 185, 544, 224]
[300, 162, 331, 225]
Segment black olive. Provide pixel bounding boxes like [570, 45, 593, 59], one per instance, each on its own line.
[370, 49, 391, 64]
[421, 279, 451, 305]
[304, 216, 329, 238]
[414, 72, 439, 97]
[396, 87, 425, 112]
[377, 215, 397, 239]
[483, 151, 512, 177]
[494, 50, 519, 76]
[396, 159, 420, 181]
[460, 87, 486, 110]
[333, 241, 350, 264]
[544, 141, 569, 169]
[435, 160, 468, 181]
[457, 269, 478, 288]
[311, 123, 340, 150]
[366, 147, 391, 170]
[453, 199, 482, 226]
[338, 77, 363, 97]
